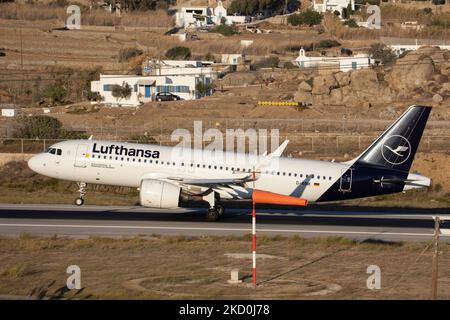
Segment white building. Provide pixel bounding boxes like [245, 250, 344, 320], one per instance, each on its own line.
[387, 42, 450, 57]
[175, 1, 247, 28]
[91, 71, 215, 107]
[312, 0, 355, 17]
[144, 60, 217, 78]
[221, 54, 244, 65]
[294, 48, 374, 72]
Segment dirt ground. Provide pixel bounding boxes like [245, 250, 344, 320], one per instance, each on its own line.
[0, 234, 449, 299]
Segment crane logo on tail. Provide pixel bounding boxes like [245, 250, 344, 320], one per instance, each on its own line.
[381, 135, 411, 165]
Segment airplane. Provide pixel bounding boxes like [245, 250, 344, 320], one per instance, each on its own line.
[28, 105, 432, 221]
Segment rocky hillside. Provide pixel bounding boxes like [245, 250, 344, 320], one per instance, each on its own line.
[294, 47, 450, 120]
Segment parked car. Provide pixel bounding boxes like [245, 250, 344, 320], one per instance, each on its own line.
[155, 92, 181, 101]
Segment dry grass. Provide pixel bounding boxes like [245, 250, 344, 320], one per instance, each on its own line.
[0, 234, 448, 299]
[120, 10, 174, 28]
[0, 3, 65, 21]
[0, 3, 173, 27]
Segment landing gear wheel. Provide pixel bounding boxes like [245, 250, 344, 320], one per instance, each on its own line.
[74, 198, 84, 206]
[215, 203, 225, 216]
[206, 208, 220, 221]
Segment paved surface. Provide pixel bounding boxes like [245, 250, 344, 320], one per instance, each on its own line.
[0, 204, 448, 241]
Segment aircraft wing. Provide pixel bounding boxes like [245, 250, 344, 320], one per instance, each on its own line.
[167, 175, 254, 187]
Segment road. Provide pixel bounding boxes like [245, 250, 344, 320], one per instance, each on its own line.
[0, 204, 448, 241]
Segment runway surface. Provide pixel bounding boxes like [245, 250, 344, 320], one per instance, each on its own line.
[0, 203, 448, 241]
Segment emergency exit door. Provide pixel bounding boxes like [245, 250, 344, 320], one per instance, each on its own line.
[74, 144, 89, 168]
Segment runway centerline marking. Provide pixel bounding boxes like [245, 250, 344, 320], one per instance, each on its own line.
[0, 223, 435, 237]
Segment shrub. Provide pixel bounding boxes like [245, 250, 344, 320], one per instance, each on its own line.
[204, 52, 215, 62]
[196, 81, 214, 97]
[368, 43, 397, 65]
[251, 56, 280, 69]
[287, 9, 323, 26]
[228, 0, 298, 16]
[44, 84, 67, 105]
[14, 115, 62, 139]
[344, 18, 358, 28]
[165, 46, 191, 60]
[111, 82, 132, 101]
[423, 7, 433, 15]
[317, 39, 341, 48]
[118, 47, 143, 63]
[208, 24, 238, 36]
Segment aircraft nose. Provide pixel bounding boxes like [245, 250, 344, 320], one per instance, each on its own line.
[28, 154, 44, 173]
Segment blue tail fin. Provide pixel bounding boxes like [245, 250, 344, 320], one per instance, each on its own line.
[355, 105, 431, 172]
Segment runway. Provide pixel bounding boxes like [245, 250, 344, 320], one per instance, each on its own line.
[0, 203, 448, 241]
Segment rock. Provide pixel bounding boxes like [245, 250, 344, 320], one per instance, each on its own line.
[349, 69, 379, 92]
[221, 72, 257, 86]
[433, 94, 443, 103]
[389, 55, 435, 92]
[312, 74, 337, 95]
[442, 82, 450, 91]
[334, 72, 350, 87]
[328, 88, 343, 105]
[294, 90, 313, 104]
[441, 62, 450, 76]
[298, 81, 312, 92]
[433, 74, 448, 84]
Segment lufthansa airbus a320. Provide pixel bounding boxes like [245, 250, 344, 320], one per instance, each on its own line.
[28, 105, 432, 221]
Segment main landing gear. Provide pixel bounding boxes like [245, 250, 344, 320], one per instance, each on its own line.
[204, 192, 225, 221]
[74, 182, 87, 206]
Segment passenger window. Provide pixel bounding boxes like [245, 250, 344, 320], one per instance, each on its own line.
[57, 149, 62, 156]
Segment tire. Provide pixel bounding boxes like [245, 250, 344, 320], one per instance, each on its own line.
[215, 203, 225, 216]
[206, 208, 220, 221]
[74, 198, 84, 206]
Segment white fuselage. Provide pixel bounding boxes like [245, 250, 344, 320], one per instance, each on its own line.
[28, 140, 351, 202]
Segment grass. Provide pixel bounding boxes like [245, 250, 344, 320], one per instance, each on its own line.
[0, 234, 447, 299]
[1, 263, 31, 279]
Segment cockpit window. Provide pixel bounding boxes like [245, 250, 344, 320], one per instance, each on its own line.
[47, 148, 62, 155]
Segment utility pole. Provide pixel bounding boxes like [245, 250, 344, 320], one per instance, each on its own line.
[431, 217, 440, 300]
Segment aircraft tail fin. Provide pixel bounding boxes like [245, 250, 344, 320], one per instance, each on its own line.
[354, 105, 431, 172]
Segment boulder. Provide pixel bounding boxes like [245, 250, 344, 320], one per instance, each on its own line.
[298, 81, 312, 92]
[349, 69, 379, 92]
[441, 62, 450, 77]
[389, 55, 435, 92]
[433, 93, 443, 103]
[294, 90, 313, 104]
[312, 74, 337, 95]
[334, 72, 350, 87]
[328, 88, 343, 105]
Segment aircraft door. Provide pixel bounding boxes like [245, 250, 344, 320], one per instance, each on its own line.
[339, 168, 352, 192]
[74, 144, 89, 168]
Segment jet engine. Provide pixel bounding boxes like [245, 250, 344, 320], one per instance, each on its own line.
[139, 179, 181, 209]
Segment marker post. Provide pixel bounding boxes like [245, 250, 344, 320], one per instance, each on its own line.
[252, 168, 257, 287]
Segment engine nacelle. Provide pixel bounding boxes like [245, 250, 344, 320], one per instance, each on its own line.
[139, 179, 181, 209]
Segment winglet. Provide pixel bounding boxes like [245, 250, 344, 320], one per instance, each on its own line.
[88, 135, 93, 140]
[270, 139, 289, 157]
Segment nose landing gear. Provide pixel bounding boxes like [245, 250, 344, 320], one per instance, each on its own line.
[74, 182, 87, 206]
